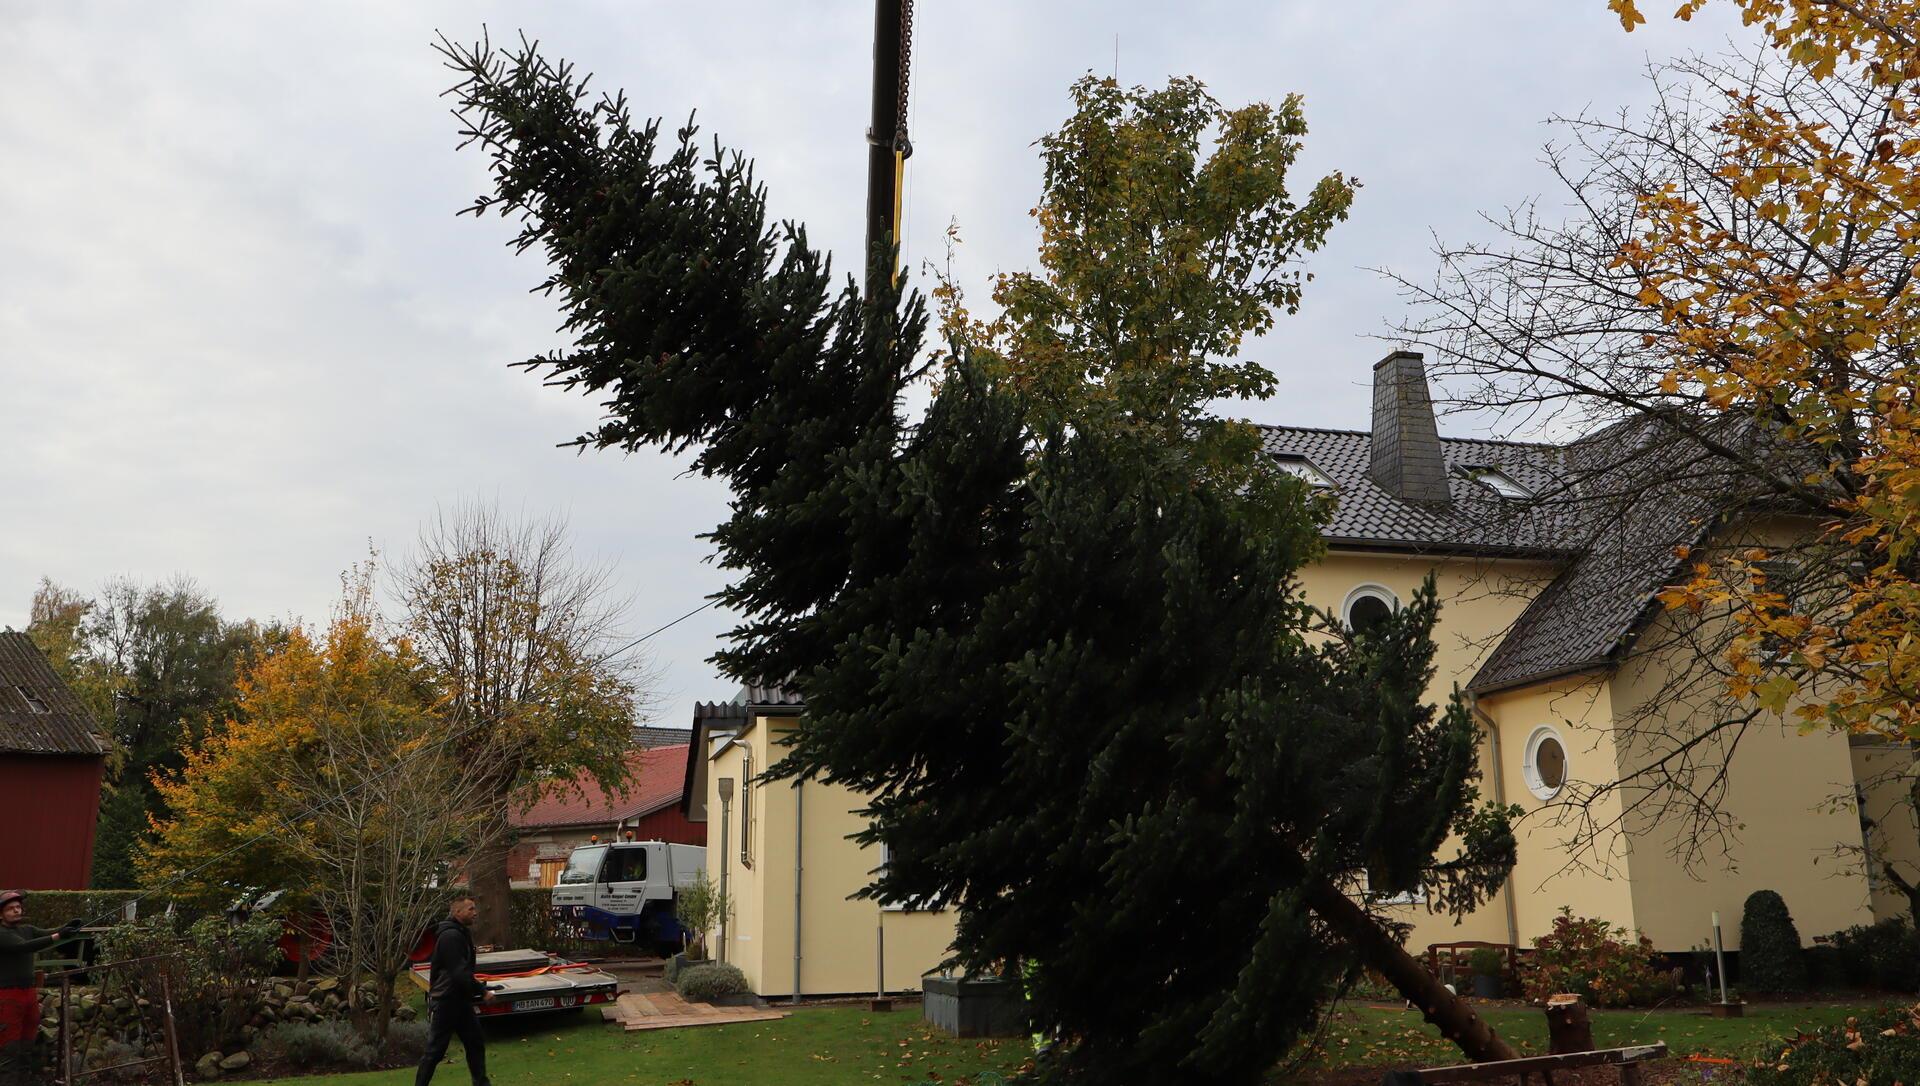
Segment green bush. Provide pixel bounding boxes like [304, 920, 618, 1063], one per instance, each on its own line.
[252, 1020, 376, 1070]
[1520, 907, 1677, 1008]
[676, 962, 750, 1002]
[12, 890, 145, 929]
[1741, 890, 1808, 992]
[664, 954, 683, 984]
[1830, 920, 1920, 990]
[379, 1020, 430, 1065]
[1804, 944, 1845, 990]
[1466, 947, 1505, 976]
[1747, 1003, 1920, 1086]
[508, 887, 601, 955]
[95, 913, 281, 1061]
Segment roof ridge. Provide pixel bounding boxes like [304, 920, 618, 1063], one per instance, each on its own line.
[1253, 422, 1560, 450]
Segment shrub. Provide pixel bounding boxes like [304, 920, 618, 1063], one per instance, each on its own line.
[1741, 890, 1808, 992]
[252, 1020, 376, 1070]
[676, 962, 750, 1002]
[379, 1020, 430, 1065]
[1521, 907, 1676, 1008]
[1830, 919, 1920, 991]
[1803, 944, 1845, 990]
[94, 912, 281, 1061]
[1746, 1004, 1920, 1086]
[1466, 947, 1505, 977]
[664, 954, 683, 984]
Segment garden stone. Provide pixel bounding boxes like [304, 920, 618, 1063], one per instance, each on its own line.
[219, 1052, 251, 1071]
[194, 1052, 223, 1079]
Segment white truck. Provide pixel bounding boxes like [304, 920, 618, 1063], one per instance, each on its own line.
[549, 840, 706, 955]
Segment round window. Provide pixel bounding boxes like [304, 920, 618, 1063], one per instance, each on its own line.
[1344, 587, 1397, 635]
[1524, 726, 1569, 800]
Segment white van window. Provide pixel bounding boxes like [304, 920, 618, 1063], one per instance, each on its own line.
[559, 845, 608, 884]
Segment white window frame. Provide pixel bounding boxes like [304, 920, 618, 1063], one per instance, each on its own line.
[1463, 466, 1531, 500]
[1358, 870, 1426, 906]
[1342, 584, 1399, 630]
[1273, 455, 1336, 489]
[1522, 724, 1570, 801]
[876, 840, 945, 913]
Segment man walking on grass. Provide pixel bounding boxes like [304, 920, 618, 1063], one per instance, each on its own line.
[0, 891, 82, 1086]
[416, 893, 494, 1086]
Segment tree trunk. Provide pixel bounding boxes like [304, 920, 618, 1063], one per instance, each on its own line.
[471, 833, 514, 949]
[1303, 879, 1518, 1063]
[374, 973, 396, 1046]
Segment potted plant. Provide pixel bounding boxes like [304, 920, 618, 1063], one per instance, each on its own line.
[671, 871, 731, 976]
[1467, 947, 1507, 999]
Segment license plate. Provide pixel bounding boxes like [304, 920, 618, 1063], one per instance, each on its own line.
[514, 997, 557, 1012]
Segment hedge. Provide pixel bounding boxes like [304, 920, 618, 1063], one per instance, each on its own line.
[1740, 890, 1807, 992]
[17, 890, 148, 928]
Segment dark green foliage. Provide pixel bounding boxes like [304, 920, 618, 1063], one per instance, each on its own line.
[1830, 919, 1920, 990]
[1747, 1003, 1920, 1086]
[506, 887, 597, 956]
[675, 962, 749, 1002]
[253, 1020, 377, 1070]
[1741, 890, 1808, 992]
[1803, 944, 1845, 990]
[95, 913, 280, 1061]
[663, 953, 683, 985]
[443, 35, 1516, 1085]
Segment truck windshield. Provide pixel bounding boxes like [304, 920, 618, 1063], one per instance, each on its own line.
[558, 846, 607, 885]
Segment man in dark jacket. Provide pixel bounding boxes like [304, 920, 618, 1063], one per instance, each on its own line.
[416, 893, 492, 1086]
[0, 890, 82, 1084]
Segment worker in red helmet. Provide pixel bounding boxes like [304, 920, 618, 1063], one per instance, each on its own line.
[0, 891, 82, 1084]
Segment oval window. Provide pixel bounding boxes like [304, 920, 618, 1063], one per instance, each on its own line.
[1344, 587, 1396, 635]
[1524, 726, 1569, 800]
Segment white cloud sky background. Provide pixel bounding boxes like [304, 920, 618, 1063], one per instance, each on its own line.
[1, 1, 1755, 730]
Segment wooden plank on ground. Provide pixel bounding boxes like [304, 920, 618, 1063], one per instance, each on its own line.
[1413, 1043, 1666, 1083]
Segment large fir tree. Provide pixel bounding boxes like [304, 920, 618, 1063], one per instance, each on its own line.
[443, 35, 1519, 1082]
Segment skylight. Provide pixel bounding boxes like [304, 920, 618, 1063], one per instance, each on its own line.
[1463, 466, 1530, 500]
[15, 685, 50, 714]
[1273, 455, 1335, 489]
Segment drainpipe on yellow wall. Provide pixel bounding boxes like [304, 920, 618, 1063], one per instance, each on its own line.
[792, 778, 804, 1005]
[1469, 695, 1521, 950]
[717, 777, 734, 966]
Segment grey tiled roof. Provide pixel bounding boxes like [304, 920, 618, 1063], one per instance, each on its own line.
[1259, 426, 1580, 556]
[0, 632, 107, 756]
[1262, 421, 1724, 694]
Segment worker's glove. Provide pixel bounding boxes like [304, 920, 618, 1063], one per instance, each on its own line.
[59, 919, 84, 934]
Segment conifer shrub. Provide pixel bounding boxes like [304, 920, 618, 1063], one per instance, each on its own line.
[675, 963, 749, 1002]
[1740, 890, 1808, 992]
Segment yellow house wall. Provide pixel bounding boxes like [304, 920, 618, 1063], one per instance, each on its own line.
[705, 735, 766, 988]
[1298, 553, 1558, 951]
[705, 715, 958, 998]
[1476, 677, 1640, 944]
[1604, 566, 1875, 951]
[1850, 744, 1919, 926]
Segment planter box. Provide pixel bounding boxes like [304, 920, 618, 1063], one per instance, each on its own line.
[922, 976, 1024, 1039]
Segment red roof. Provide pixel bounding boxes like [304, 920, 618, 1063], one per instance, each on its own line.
[511, 745, 688, 830]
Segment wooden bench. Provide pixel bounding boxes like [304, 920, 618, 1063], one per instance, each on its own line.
[1381, 1042, 1667, 1085]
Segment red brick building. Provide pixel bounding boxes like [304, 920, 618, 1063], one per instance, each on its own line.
[508, 743, 702, 887]
[0, 632, 107, 890]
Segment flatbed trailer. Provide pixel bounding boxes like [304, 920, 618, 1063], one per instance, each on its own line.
[408, 948, 620, 1018]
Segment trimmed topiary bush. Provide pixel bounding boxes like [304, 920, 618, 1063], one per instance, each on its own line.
[1741, 890, 1808, 992]
[675, 962, 749, 1003]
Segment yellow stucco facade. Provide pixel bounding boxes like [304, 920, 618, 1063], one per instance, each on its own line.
[1300, 548, 1883, 954]
[703, 712, 958, 998]
[701, 543, 1897, 993]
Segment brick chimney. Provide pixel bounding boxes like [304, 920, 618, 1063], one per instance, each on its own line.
[1368, 351, 1451, 505]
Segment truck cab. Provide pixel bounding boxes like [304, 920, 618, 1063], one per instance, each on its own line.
[549, 840, 704, 953]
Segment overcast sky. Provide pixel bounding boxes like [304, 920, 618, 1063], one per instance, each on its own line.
[1, 1, 1754, 731]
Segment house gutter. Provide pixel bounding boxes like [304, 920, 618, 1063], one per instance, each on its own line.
[792, 778, 804, 1004]
[1468, 693, 1521, 951]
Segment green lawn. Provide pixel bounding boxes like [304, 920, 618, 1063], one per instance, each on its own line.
[249, 996, 1892, 1084]
[255, 1005, 1028, 1086]
[1306, 999, 1886, 1071]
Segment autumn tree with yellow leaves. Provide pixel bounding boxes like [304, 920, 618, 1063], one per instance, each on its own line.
[1393, 2, 1920, 861]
